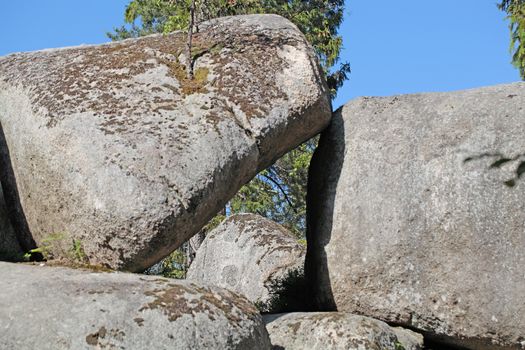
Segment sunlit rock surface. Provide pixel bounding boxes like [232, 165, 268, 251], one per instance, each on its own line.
[306, 83, 525, 349]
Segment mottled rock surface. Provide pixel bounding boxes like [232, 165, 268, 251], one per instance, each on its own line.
[0, 262, 271, 350]
[306, 83, 525, 349]
[187, 214, 305, 311]
[263, 312, 424, 350]
[0, 186, 22, 260]
[0, 14, 331, 271]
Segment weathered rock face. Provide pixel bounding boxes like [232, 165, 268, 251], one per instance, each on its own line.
[187, 214, 306, 312]
[0, 262, 271, 350]
[0, 186, 22, 260]
[263, 312, 424, 350]
[306, 83, 525, 349]
[0, 14, 331, 271]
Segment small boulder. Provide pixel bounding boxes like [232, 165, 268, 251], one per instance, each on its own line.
[187, 214, 306, 312]
[306, 83, 525, 349]
[0, 14, 331, 271]
[0, 262, 271, 350]
[263, 312, 424, 350]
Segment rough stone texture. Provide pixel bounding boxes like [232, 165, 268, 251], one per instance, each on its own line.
[0, 262, 271, 350]
[187, 214, 305, 309]
[306, 83, 525, 349]
[0, 186, 22, 260]
[263, 312, 424, 350]
[0, 14, 331, 271]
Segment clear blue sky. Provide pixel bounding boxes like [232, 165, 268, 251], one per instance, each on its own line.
[1, 1, 521, 109]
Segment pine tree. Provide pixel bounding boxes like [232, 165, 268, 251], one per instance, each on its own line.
[109, 0, 349, 95]
[499, 0, 525, 79]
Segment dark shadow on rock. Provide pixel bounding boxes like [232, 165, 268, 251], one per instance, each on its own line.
[304, 108, 345, 311]
[388, 321, 487, 350]
[0, 122, 38, 255]
[421, 331, 489, 350]
[422, 338, 469, 350]
[464, 152, 525, 187]
[257, 267, 312, 314]
[0, 184, 23, 261]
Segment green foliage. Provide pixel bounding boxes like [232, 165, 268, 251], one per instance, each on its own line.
[22, 232, 67, 261]
[150, 248, 188, 279]
[203, 213, 226, 232]
[231, 138, 317, 237]
[70, 239, 87, 263]
[22, 247, 45, 261]
[21, 233, 87, 264]
[394, 341, 406, 350]
[255, 267, 311, 313]
[499, 0, 525, 79]
[108, 0, 263, 40]
[145, 214, 227, 278]
[108, 0, 177, 40]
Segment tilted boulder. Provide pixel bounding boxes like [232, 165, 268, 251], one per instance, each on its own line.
[0, 14, 331, 271]
[0, 262, 271, 350]
[263, 312, 424, 350]
[306, 83, 525, 349]
[187, 214, 306, 312]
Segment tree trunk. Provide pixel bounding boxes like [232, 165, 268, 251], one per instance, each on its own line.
[185, 0, 196, 80]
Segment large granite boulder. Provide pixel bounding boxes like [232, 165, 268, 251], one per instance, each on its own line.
[187, 214, 306, 312]
[306, 83, 525, 349]
[263, 312, 424, 350]
[0, 262, 271, 349]
[0, 14, 331, 271]
[0, 186, 22, 260]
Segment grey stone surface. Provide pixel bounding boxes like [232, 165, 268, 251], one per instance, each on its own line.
[0, 262, 271, 350]
[306, 83, 525, 349]
[0, 14, 331, 271]
[0, 186, 22, 260]
[187, 214, 305, 310]
[263, 312, 424, 350]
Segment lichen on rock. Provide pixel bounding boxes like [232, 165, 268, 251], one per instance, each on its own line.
[0, 262, 271, 349]
[187, 214, 306, 312]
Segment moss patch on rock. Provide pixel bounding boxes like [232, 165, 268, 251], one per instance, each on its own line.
[168, 62, 209, 96]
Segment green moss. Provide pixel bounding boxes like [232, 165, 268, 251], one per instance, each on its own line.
[209, 43, 224, 55]
[183, 67, 209, 95]
[43, 259, 113, 272]
[164, 59, 209, 96]
[20, 232, 110, 272]
[194, 67, 209, 82]
[191, 46, 209, 59]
